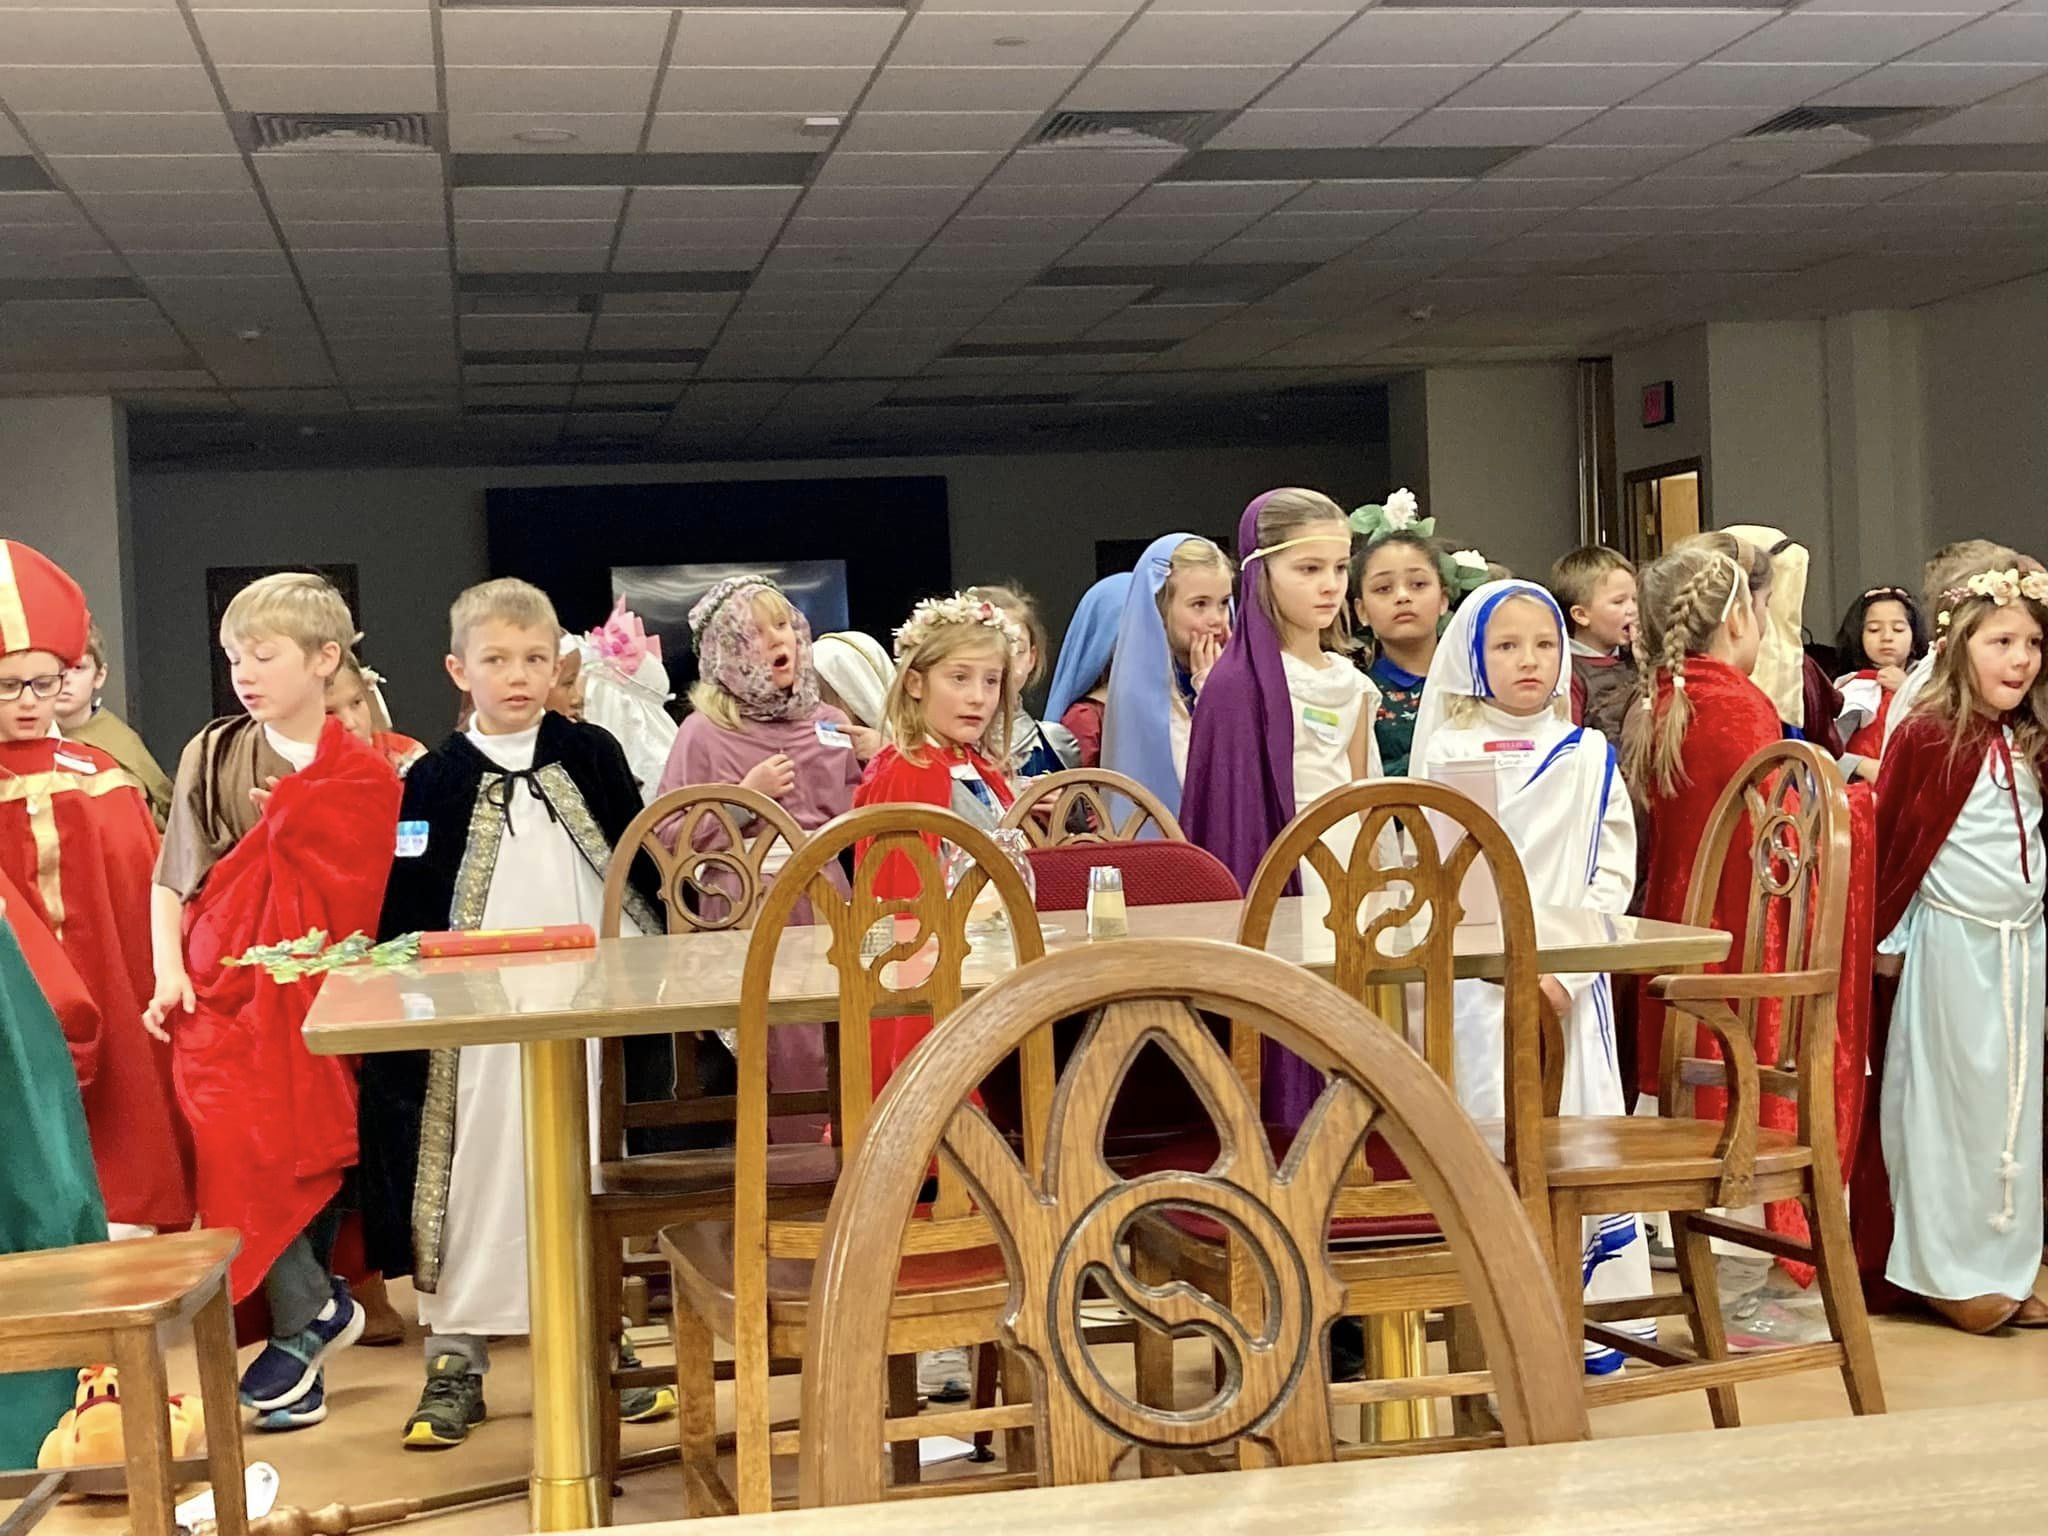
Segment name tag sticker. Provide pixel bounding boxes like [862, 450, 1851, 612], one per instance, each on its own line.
[816, 722, 853, 751]
[1483, 739, 1537, 754]
[53, 751, 98, 776]
[949, 761, 983, 782]
[1301, 705, 1344, 747]
[396, 820, 429, 858]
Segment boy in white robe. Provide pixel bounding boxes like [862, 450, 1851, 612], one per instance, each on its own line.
[1412, 579, 1656, 1374]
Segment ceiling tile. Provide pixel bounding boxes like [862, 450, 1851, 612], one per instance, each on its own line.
[49, 155, 254, 193]
[672, 9, 905, 69]
[632, 185, 799, 220]
[1632, 62, 1874, 106]
[657, 67, 875, 115]
[835, 111, 1040, 153]
[446, 68, 659, 117]
[449, 113, 648, 155]
[1716, 13, 1973, 64]
[1816, 62, 2048, 106]
[216, 67, 439, 113]
[864, 66, 1080, 112]
[454, 187, 626, 222]
[1312, 11, 1572, 68]
[1061, 66, 1288, 110]
[1286, 177, 1465, 210]
[193, 8, 431, 66]
[1, 9, 200, 66]
[1256, 65, 1484, 110]
[1208, 109, 1415, 149]
[1907, 14, 2048, 63]
[1098, 11, 1354, 68]
[17, 112, 236, 155]
[0, 67, 221, 112]
[442, 8, 672, 68]
[990, 147, 1183, 184]
[1441, 64, 1677, 109]
[811, 151, 1006, 187]
[888, 10, 1129, 69]
[644, 116, 832, 154]
[1120, 180, 1307, 216]
[1562, 106, 1773, 146]
[1383, 108, 1601, 148]
[1516, 11, 1775, 65]
[799, 184, 973, 219]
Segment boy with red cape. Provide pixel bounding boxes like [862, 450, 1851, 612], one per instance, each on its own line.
[0, 542, 190, 1237]
[146, 573, 401, 1431]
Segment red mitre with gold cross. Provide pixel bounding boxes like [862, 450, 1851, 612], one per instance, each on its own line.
[0, 541, 89, 665]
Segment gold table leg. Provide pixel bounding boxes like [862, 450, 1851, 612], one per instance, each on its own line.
[1363, 1311, 1437, 1442]
[521, 1038, 606, 1531]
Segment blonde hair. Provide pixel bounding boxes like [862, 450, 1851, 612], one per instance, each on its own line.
[449, 577, 558, 657]
[687, 586, 797, 731]
[327, 650, 394, 733]
[1549, 546, 1634, 620]
[882, 620, 1016, 765]
[1159, 536, 1234, 617]
[1621, 540, 1754, 800]
[1251, 488, 1353, 651]
[1913, 590, 2048, 766]
[965, 583, 1047, 691]
[220, 571, 354, 657]
[1922, 539, 2018, 615]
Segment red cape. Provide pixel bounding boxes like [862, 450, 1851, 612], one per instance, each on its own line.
[173, 718, 400, 1302]
[0, 737, 191, 1230]
[0, 861, 100, 1072]
[1839, 670, 1893, 762]
[852, 743, 1013, 1098]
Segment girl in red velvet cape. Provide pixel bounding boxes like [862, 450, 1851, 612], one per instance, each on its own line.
[1854, 570, 2048, 1333]
[853, 593, 1020, 1098]
[1832, 585, 1927, 772]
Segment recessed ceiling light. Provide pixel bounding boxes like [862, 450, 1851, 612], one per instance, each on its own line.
[993, 36, 1030, 48]
[799, 115, 844, 137]
[514, 128, 578, 145]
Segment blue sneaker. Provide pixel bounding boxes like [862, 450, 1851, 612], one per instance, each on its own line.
[252, 1371, 328, 1431]
[1583, 1346, 1627, 1377]
[240, 1277, 364, 1411]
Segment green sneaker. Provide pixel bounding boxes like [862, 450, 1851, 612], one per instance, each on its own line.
[403, 1353, 487, 1450]
[616, 1336, 677, 1423]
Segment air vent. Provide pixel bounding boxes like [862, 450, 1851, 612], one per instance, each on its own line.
[240, 112, 438, 153]
[1743, 106, 1941, 141]
[1030, 111, 1230, 153]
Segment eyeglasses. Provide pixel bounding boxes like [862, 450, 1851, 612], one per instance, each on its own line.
[0, 675, 63, 702]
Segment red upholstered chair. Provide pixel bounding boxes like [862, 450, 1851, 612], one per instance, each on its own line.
[1025, 839, 1241, 913]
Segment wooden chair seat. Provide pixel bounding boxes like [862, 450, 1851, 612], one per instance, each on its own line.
[1466, 1117, 1814, 1190]
[0, 1229, 239, 1336]
[592, 1142, 838, 1199]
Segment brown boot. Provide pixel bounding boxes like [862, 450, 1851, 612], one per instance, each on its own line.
[1924, 1293, 2020, 1333]
[2008, 1294, 2048, 1329]
[357, 1273, 408, 1347]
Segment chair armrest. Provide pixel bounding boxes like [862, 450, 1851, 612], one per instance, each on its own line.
[1649, 969, 1833, 1004]
[1653, 990, 1762, 1208]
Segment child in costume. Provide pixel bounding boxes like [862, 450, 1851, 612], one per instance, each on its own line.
[53, 623, 173, 828]
[812, 631, 891, 764]
[1100, 534, 1234, 819]
[326, 651, 426, 776]
[1184, 488, 1382, 1128]
[146, 573, 402, 1432]
[1872, 566, 2048, 1334]
[1832, 585, 1926, 774]
[578, 598, 681, 802]
[0, 543, 189, 1243]
[1411, 578, 1652, 1374]
[366, 579, 671, 1449]
[1881, 542, 2025, 754]
[966, 584, 1077, 778]
[1042, 573, 1132, 770]
[1550, 546, 1639, 745]
[1346, 489, 1469, 775]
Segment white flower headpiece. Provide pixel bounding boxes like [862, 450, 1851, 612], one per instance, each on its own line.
[1383, 487, 1421, 529]
[893, 592, 1024, 660]
[1935, 567, 2048, 632]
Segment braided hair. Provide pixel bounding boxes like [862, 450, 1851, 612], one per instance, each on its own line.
[1621, 541, 1754, 800]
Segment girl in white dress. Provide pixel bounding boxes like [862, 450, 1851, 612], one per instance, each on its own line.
[1875, 568, 2048, 1332]
[1411, 578, 1654, 1372]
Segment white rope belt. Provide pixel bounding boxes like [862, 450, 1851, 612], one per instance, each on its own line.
[1919, 896, 2033, 1233]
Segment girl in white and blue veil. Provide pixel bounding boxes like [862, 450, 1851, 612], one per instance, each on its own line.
[1044, 573, 1132, 769]
[1100, 533, 1234, 818]
[1412, 577, 1653, 1374]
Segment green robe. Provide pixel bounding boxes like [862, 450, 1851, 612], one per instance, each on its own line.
[0, 921, 108, 1470]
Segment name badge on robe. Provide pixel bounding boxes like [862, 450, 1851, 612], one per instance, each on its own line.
[1301, 705, 1344, 748]
[53, 751, 98, 776]
[816, 722, 854, 751]
[1483, 738, 1536, 768]
[396, 820, 430, 858]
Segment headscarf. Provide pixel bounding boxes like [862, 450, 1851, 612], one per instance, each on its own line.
[1102, 536, 1199, 816]
[812, 630, 892, 729]
[687, 575, 818, 723]
[1044, 572, 1132, 724]
[1181, 491, 1347, 890]
[1409, 579, 1570, 772]
[1720, 523, 1807, 727]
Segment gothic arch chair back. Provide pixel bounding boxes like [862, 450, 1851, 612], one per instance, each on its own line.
[1000, 768, 1185, 847]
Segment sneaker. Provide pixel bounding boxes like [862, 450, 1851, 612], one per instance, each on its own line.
[404, 1354, 488, 1449]
[239, 1278, 365, 1411]
[916, 1347, 972, 1406]
[615, 1336, 677, 1423]
[251, 1371, 328, 1432]
[1583, 1346, 1627, 1377]
[1724, 1298, 1833, 1353]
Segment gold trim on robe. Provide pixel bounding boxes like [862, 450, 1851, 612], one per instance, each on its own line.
[0, 764, 144, 939]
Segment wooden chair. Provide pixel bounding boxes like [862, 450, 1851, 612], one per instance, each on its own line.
[999, 768, 1184, 846]
[592, 785, 829, 1481]
[0, 1231, 246, 1536]
[1125, 780, 1553, 1450]
[659, 804, 1046, 1516]
[797, 939, 1589, 1505]
[1537, 740, 1884, 1422]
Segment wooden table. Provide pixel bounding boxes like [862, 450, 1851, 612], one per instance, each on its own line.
[302, 897, 1730, 1530]
[632, 1402, 2047, 1536]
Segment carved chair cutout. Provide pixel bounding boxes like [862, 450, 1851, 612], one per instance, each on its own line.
[1001, 768, 1186, 847]
[798, 940, 1589, 1507]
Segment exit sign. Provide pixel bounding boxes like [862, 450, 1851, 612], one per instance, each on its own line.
[1642, 381, 1675, 428]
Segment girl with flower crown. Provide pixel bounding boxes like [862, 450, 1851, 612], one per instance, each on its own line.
[1866, 565, 2048, 1333]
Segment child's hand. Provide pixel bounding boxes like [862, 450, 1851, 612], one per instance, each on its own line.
[741, 754, 796, 801]
[1189, 631, 1225, 694]
[1538, 975, 1571, 1022]
[143, 970, 195, 1042]
[1877, 665, 1907, 692]
[846, 724, 882, 763]
[249, 775, 280, 815]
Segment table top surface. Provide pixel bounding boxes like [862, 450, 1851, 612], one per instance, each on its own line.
[611, 1403, 2045, 1536]
[303, 895, 1729, 1055]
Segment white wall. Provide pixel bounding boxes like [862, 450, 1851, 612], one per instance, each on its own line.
[129, 440, 1386, 759]
[1419, 363, 1581, 579]
[1612, 326, 1711, 488]
[0, 397, 136, 713]
[1920, 270, 2048, 567]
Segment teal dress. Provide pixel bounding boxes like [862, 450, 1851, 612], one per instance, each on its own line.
[1364, 653, 1428, 777]
[0, 922, 109, 1469]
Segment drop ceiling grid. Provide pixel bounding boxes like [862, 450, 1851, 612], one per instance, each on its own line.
[0, 1, 2043, 456]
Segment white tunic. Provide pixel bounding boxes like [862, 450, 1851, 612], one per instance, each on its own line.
[1879, 732, 2046, 1301]
[1281, 649, 1381, 922]
[419, 722, 641, 1338]
[1419, 704, 1654, 1330]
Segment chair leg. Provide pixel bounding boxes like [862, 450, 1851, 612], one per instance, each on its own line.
[110, 1328, 175, 1536]
[885, 1355, 921, 1489]
[1805, 1180, 1886, 1416]
[190, 1285, 249, 1536]
[1550, 1197, 1587, 1367]
[1129, 1242, 1177, 1479]
[1444, 1306, 1499, 1438]
[593, 1221, 624, 1490]
[669, 1299, 720, 1518]
[968, 1342, 999, 1462]
[1670, 1212, 1741, 1429]
[997, 1346, 1037, 1479]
